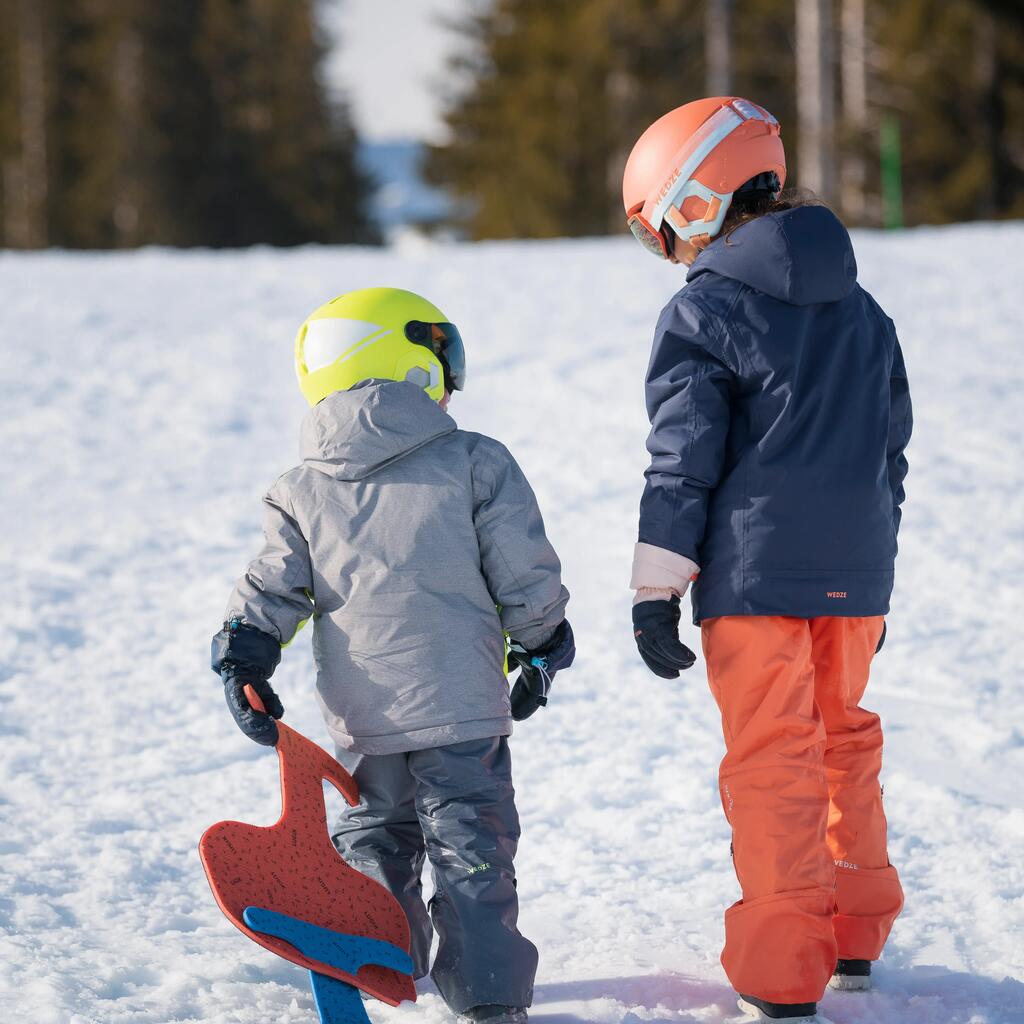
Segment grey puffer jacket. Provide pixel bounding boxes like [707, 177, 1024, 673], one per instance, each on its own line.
[225, 380, 569, 755]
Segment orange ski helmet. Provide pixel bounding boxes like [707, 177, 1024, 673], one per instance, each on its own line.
[623, 97, 786, 262]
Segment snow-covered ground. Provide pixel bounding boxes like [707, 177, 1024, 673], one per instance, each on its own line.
[1, 225, 1022, 1024]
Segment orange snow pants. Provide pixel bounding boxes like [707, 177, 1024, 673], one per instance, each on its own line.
[701, 615, 903, 1004]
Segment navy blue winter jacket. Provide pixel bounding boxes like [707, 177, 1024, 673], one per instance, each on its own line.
[639, 205, 912, 622]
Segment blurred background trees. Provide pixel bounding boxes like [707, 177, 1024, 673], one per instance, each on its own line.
[426, 0, 1024, 239]
[0, 0, 375, 248]
[1, 0, 1021, 247]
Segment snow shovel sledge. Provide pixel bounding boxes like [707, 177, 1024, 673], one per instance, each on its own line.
[199, 685, 416, 1021]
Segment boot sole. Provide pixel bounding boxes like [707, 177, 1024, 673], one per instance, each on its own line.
[736, 997, 832, 1023]
[828, 974, 872, 991]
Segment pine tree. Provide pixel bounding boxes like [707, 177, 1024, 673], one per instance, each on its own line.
[874, 0, 1024, 224]
[426, 0, 608, 239]
[426, 0, 708, 240]
[194, 0, 374, 246]
[0, 0, 53, 248]
[426, 0, 1023, 236]
[0, 0, 376, 248]
[50, 1, 153, 248]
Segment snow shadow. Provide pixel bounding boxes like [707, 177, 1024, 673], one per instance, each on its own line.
[528, 967, 1024, 1024]
[530, 973, 736, 1024]
[821, 964, 1024, 1024]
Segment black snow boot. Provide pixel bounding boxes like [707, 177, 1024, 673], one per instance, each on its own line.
[737, 994, 818, 1021]
[457, 1006, 528, 1024]
[829, 958, 872, 991]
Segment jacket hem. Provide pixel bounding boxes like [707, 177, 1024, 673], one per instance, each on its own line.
[692, 569, 894, 623]
[326, 715, 513, 755]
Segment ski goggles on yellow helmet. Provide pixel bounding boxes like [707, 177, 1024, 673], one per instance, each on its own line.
[627, 98, 783, 260]
[405, 320, 466, 392]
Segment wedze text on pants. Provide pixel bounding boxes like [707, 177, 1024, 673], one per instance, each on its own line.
[702, 615, 904, 1004]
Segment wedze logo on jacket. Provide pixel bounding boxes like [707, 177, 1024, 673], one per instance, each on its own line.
[639, 206, 912, 622]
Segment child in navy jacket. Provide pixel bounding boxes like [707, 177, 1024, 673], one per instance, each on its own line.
[622, 97, 911, 1022]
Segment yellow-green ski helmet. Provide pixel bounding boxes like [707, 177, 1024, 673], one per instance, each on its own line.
[294, 286, 467, 406]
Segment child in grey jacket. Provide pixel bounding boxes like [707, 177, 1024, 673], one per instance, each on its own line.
[211, 287, 573, 1024]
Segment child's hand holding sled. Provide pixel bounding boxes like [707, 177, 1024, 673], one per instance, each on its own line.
[211, 619, 285, 746]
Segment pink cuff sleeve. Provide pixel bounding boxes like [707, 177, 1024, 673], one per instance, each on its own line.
[630, 543, 700, 603]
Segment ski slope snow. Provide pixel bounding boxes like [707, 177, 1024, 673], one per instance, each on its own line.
[1, 225, 1022, 1024]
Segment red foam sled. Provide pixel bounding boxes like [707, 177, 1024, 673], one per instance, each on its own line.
[200, 687, 416, 1006]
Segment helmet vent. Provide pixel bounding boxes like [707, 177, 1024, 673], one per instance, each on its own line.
[404, 365, 440, 391]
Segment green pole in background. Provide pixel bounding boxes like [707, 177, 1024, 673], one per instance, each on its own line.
[880, 113, 903, 230]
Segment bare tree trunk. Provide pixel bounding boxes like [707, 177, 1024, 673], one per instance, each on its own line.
[607, 67, 638, 232]
[11, 0, 48, 248]
[975, 8, 1007, 219]
[705, 0, 732, 96]
[840, 0, 867, 222]
[3, 158, 29, 249]
[113, 20, 144, 246]
[796, 0, 836, 202]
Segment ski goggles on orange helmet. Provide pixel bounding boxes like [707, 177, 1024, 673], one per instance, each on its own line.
[405, 320, 466, 391]
[627, 98, 781, 260]
[628, 212, 675, 259]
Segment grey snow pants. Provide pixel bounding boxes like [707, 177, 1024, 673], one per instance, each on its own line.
[331, 736, 538, 1013]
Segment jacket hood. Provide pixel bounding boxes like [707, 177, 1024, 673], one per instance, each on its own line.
[300, 380, 457, 481]
[687, 205, 858, 305]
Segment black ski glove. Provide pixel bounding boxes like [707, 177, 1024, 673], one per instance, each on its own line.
[211, 619, 284, 746]
[632, 597, 696, 678]
[507, 619, 576, 721]
[876, 620, 886, 653]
